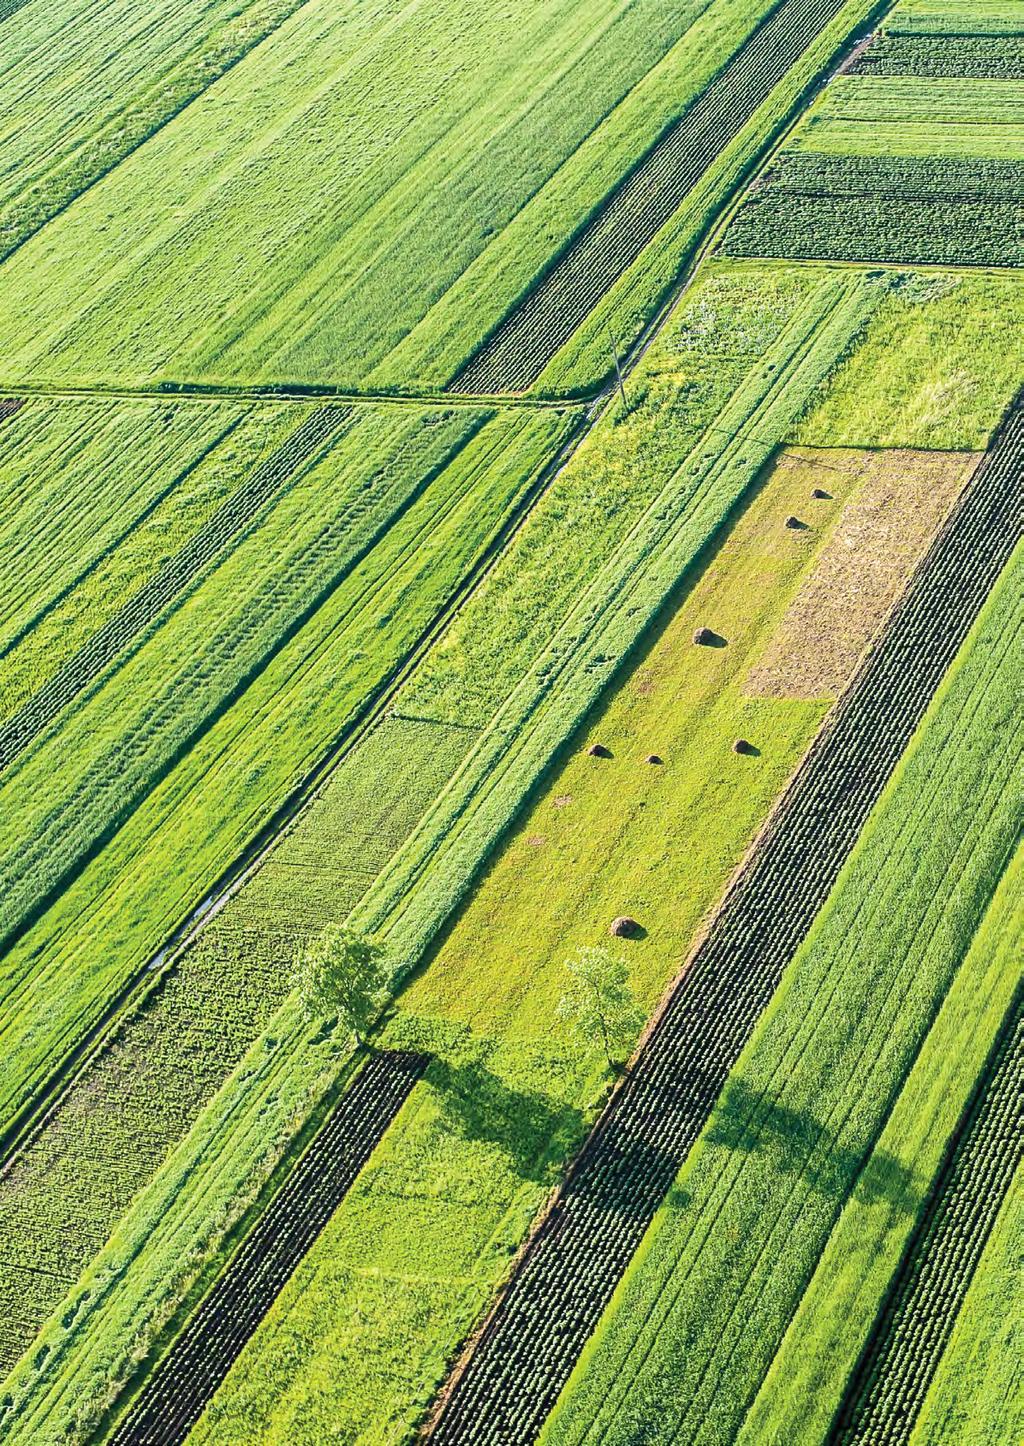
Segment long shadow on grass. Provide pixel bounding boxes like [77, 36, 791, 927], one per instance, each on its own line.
[705, 1075, 921, 1213]
[429, 1056, 587, 1185]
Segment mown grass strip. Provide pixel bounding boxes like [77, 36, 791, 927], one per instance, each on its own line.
[833, 988, 1024, 1444]
[106, 1050, 428, 1446]
[0, 406, 350, 777]
[426, 399, 1024, 1444]
[452, 0, 855, 394]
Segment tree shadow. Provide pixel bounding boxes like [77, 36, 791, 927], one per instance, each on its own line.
[429, 1055, 587, 1184]
[704, 1075, 921, 1213]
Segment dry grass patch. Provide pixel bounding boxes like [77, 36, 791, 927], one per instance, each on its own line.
[746, 447, 979, 699]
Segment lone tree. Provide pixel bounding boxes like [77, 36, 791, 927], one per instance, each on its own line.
[296, 925, 390, 1042]
[557, 945, 645, 1068]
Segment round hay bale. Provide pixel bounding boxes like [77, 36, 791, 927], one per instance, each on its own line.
[693, 626, 715, 646]
[811, 487, 830, 500]
[733, 737, 755, 756]
[610, 915, 641, 939]
[645, 754, 663, 765]
[785, 515, 804, 530]
[587, 743, 611, 758]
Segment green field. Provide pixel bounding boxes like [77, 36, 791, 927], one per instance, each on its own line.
[1, 2, 1021, 1444]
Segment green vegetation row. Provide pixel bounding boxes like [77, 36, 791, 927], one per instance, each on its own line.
[0, 404, 571, 1149]
[909, 1160, 1023, 1445]
[544, 530, 1023, 1446]
[0, 265, 875, 1444]
[430, 394, 1024, 1442]
[0, 0, 308, 263]
[853, 32, 1024, 74]
[455, 0, 859, 392]
[834, 984, 1023, 1442]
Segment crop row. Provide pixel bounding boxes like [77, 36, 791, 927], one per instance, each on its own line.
[852, 33, 1024, 76]
[107, 1049, 428, 1446]
[834, 987, 1024, 1444]
[0, 398, 23, 424]
[721, 152, 1024, 266]
[427, 399, 1024, 1443]
[0, 405, 350, 776]
[453, 0, 850, 393]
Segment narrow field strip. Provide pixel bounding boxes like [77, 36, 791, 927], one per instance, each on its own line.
[426, 400, 1024, 1443]
[452, 0, 855, 394]
[105, 1050, 428, 1446]
[833, 987, 1024, 1444]
[0, 405, 349, 775]
[0, 398, 23, 423]
[722, 153, 1024, 267]
[852, 32, 1024, 75]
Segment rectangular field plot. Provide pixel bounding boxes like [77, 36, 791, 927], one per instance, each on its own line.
[885, 0, 1024, 34]
[790, 77, 1024, 158]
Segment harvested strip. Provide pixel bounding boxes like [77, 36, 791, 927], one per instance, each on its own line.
[833, 989, 1024, 1444]
[426, 405, 1024, 1444]
[452, 0, 851, 394]
[108, 1050, 428, 1446]
[0, 405, 349, 773]
[745, 448, 979, 699]
[852, 33, 1024, 75]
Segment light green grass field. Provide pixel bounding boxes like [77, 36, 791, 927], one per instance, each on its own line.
[792, 76, 1024, 157]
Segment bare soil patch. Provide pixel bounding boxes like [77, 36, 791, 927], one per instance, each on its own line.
[746, 448, 980, 699]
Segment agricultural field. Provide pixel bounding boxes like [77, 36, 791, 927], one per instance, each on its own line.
[721, 0, 1024, 264]
[0, 2, 1021, 1446]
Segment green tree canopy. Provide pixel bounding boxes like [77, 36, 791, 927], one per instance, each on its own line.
[296, 925, 390, 1042]
[557, 944, 645, 1067]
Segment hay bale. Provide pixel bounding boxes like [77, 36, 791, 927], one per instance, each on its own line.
[785, 515, 805, 530]
[811, 487, 831, 500]
[693, 626, 715, 646]
[587, 743, 611, 758]
[610, 915, 641, 939]
[733, 737, 755, 755]
[645, 754, 663, 765]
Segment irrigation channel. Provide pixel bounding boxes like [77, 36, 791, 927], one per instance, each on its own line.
[106, 1050, 429, 1446]
[424, 403, 1024, 1443]
[452, 0, 856, 394]
[833, 986, 1024, 1445]
[0, 406, 351, 776]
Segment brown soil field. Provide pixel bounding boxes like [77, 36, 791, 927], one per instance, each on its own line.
[745, 447, 980, 700]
